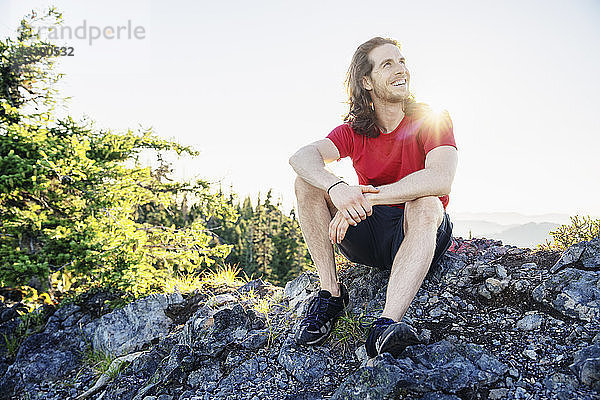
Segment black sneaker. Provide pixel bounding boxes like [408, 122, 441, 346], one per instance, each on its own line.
[294, 284, 350, 346]
[364, 316, 422, 358]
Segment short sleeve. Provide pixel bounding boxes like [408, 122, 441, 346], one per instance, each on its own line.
[419, 110, 457, 155]
[326, 124, 354, 160]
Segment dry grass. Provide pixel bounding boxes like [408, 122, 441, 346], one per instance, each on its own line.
[161, 264, 248, 294]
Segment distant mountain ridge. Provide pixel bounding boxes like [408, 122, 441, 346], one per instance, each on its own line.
[451, 212, 568, 248]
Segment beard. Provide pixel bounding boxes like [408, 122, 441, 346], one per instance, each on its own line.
[371, 81, 410, 103]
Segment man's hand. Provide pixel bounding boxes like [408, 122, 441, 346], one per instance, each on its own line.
[329, 211, 350, 244]
[328, 184, 379, 225]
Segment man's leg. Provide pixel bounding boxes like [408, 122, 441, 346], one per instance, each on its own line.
[294, 176, 340, 296]
[380, 196, 444, 321]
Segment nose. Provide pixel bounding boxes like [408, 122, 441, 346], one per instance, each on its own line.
[393, 62, 407, 75]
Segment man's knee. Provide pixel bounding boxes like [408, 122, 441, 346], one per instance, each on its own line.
[404, 196, 444, 231]
[294, 176, 329, 201]
[294, 176, 318, 198]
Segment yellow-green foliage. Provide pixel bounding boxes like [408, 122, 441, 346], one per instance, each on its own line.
[0, 10, 237, 299]
[251, 289, 284, 316]
[201, 264, 247, 288]
[540, 215, 600, 251]
[161, 264, 247, 294]
[162, 273, 206, 294]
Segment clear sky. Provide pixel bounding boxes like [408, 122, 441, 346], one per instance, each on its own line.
[2, 0, 599, 218]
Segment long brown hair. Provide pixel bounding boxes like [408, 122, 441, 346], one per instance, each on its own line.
[344, 37, 427, 138]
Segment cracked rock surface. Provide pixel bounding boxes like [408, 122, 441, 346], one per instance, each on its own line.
[0, 237, 599, 399]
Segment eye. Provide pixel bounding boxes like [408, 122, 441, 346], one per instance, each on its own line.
[383, 61, 391, 68]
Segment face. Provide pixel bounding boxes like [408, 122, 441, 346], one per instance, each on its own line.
[362, 43, 410, 103]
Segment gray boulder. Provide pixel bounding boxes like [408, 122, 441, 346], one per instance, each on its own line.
[278, 335, 328, 384]
[551, 237, 600, 273]
[333, 339, 507, 399]
[570, 344, 600, 391]
[92, 293, 184, 356]
[532, 268, 600, 322]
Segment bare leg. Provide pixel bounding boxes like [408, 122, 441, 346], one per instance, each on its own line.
[380, 196, 444, 321]
[294, 176, 340, 296]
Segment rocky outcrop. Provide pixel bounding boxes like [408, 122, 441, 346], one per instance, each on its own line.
[0, 237, 599, 399]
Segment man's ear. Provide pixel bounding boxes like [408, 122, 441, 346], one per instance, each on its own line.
[362, 75, 373, 91]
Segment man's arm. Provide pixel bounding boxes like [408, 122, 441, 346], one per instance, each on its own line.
[288, 139, 342, 191]
[364, 146, 458, 206]
[289, 139, 379, 225]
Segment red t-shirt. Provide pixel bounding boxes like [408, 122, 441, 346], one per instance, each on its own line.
[326, 111, 457, 209]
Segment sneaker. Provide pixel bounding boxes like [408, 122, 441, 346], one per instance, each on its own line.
[294, 284, 350, 346]
[364, 317, 422, 358]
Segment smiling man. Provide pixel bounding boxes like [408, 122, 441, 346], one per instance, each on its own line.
[288, 37, 458, 358]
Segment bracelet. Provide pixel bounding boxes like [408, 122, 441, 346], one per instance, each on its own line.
[327, 180, 347, 194]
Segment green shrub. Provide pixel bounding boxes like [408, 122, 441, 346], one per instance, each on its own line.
[0, 9, 236, 299]
[540, 215, 600, 251]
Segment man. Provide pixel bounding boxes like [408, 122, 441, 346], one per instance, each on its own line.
[288, 37, 458, 359]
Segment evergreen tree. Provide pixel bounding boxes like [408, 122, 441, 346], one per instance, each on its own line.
[0, 9, 236, 296]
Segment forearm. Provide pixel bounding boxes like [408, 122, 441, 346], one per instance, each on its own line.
[289, 145, 341, 191]
[365, 167, 452, 206]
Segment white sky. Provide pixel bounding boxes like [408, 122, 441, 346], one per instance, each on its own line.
[2, 0, 599, 218]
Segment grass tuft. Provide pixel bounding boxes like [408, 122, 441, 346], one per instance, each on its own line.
[162, 273, 205, 294]
[2, 309, 48, 360]
[330, 309, 368, 353]
[201, 264, 247, 288]
[84, 345, 116, 375]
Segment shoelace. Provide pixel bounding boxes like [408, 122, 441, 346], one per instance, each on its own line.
[303, 296, 333, 328]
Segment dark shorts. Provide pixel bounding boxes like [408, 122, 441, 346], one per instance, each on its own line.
[336, 205, 453, 270]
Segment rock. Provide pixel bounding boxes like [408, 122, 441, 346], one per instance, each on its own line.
[3, 237, 600, 400]
[238, 278, 269, 294]
[50, 303, 81, 322]
[523, 349, 537, 360]
[285, 392, 324, 400]
[334, 339, 507, 398]
[239, 329, 269, 350]
[478, 285, 492, 299]
[543, 372, 580, 399]
[551, 237, 600, 273]
[354, 344, 368, 367]
[521, 262, 537, 269]
[488, 388, 509, 399]
[330, 354, 407, 400]
[485, 278, 508, 294]
[220, 357, 263, 386]
[207, 293, 237, 308]
[516, 314, 543, 331]
[77, 351, 146, 399]
[495, 264, 508, 279]
[419, 393, 462, 400]
[92, 293, 184, 356]
[284, 273, 319, 316]
[278, 335, 327, 384]
[183, 304, 257, 357]
[405, 339, 507, 390]
[187, 360, 222, 391]
[532, 268, 600, 322]
[0, 325, 87, 399]
[513, 279, 530, 293]
[570, 344, 600, 390]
